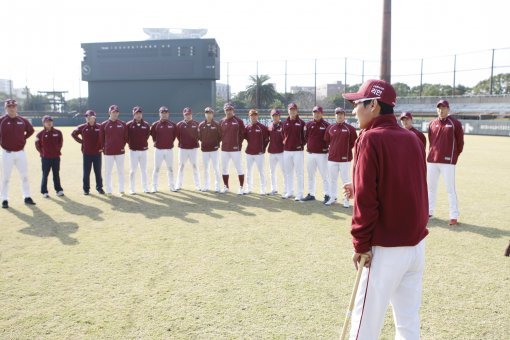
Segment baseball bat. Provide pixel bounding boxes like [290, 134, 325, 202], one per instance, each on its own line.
[340, 255, 367, 340]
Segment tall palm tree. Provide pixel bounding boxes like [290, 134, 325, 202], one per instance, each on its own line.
[245, 75, 277, 108]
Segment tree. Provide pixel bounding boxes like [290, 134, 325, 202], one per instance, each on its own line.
[392, 82, 411, 97]
[292, 91, 315, 111]
[230, 91, 249, 110]
[472, 73, 510, 95]
[245, 74, 277, 108]
[66, 97, 88, 113]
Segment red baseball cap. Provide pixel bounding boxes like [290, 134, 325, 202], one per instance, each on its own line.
[334, 107, 345, 114]
[42, 115, 53, 122]
[4, 99, 17, 107]
[182, 107, 192, 115]
[248, 109, 258, 116]
[288, 102, 298, 110]
[343, 79, 397, 107]
[85, 110, 96, 117]
[312, 106, 323, 113]
[270, 109, 281, 116]
[400, 112, 413, 120]
[109, 105, 119, 113]
[224, 103, 234, 111]
[132, 106, 142, 114]
[436, 99, 449, 108]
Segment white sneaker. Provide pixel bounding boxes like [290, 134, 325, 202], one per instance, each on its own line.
[282, 193, 292, 199]
[220, 186, 229, 194]
[269, 190, 277, 196]
[294, 195, 303, 201]
[343, 198, 350, 208]
[214, 187, 220, 193]
[129, 191, 136, 195]
[237, 187, 245, 195]
[119, 192, 125, 197]
[170, 186, 178, 192]
[325, 197, 337, 206]
[200, 188, 208, 192]
[174, 186, 181, 191]
[243, 189, 252, 195]
[259, 190, 267, 195]
[43, 193, 50, 198]
[56, 191, 64, 197]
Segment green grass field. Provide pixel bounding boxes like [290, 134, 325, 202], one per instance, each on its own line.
[1, 128, 509, 339]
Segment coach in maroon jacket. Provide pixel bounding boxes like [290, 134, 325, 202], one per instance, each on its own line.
[400, 111, 426, 149]
[198, 107, 222, 192]
[71, 110, 104, 195]
[175, 107, 200, 190]
[244, 109, 269, 195]
[150, 106, 177, 192]
[342, 80, 428, 339]
[267, 109, 284, 195]
[127, 106, 151, 194]
[282, 103, 306, 200]
[427, 100, 464, 225]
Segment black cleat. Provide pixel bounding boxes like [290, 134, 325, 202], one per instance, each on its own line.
[84, 191, 90, 195]
[302, 194, 315, 202]
[97, 189, 105, 195]
[323, 195, 330, 204]
[2, 200, 8, 209]
[24, 197, 36, 205]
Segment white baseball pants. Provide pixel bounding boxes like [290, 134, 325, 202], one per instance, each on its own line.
[221, 151, 244, 175]
[350, 239, 426, 340]
[427, 162, 459, 219]
[1, 149, 31, 200]
[246, 154, 266, 192]
[202, 150, 221, 191]
[104, 154, 125, 194]
[307, 153, 330, 197]
[283, 150, 304, 197]
[176, 148, 200, 189]
[328, 161, 351, 200]
[269, 152, 284, 192]
[129, 150, 148, 193]
[152, 148, 174, 191]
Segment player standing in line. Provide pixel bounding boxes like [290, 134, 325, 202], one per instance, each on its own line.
[126, 106, 151, 194]
[71, 110, 105, 195]
[175, 107, 200, 191]
[323, 107, 357, 207]
[219, 103, 246, 195]
[0, 99, 36, 208]
[244, 109, 269, 195]
[302, 105, 330, 203]
[342, 79, 428, 339]
[150, 106, 177, 193]
[35, 115, 64, 198]
[267, 109, 285, 195]
[427, 100, 464, 225]
[282, 102, 306, 201]
[100, 104, 128, 197]
[400, 111, 426, 149]
[198, 107, 222, 192]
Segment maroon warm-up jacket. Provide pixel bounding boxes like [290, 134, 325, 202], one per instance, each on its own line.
[127, 119, 151, 151]
[282, 116, 305, 151]
[267, 122, 284, 154]
[176, 120, 199, 149]
[427, 115, 464, 165]
[0, 115, 34, 151]
[324, 122, 357, 162]
[244, 121, 269, 155]
[150, 119, 177, 150]
[35, 128, 63, 158]
[220, 116, 245, 152]
[198, 120, 221, 152]
[100, 119, 128, 156]
[409, 126, 426, 149]
[351, 114, 429, 253]
[305, 118, 330, 154]
[72, 123, 102, 156]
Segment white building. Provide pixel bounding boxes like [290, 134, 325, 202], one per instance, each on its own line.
[216, 82, 231, 101]
[290, 86, 315, 95]
[317, 81, 345, 99]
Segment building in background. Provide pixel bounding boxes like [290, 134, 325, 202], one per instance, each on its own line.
[216, 83, 230, 101]
[317, 81, 345, 99]
[290, 86, 315, 95]
[0, 79, 13, 96]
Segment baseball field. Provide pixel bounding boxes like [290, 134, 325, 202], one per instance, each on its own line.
[0, 128, 509, 339]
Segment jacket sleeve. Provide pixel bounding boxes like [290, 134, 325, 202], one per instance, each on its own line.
[150, 123, 157, 143]
[34, 132, 42, 154]
[58, 130, 63, 152]
[25, 119, 35, 139]
[427, 121, 434, 152]
[304, 122, 310, 142]
[71, 126, 83, 143]
[351, 135, 379, 253]
[99, 122, 106, 149]
[123, 123, 129, 144]
[455, 120, 464, 154]
[238, 118, 245, 145]
[324, 125, 331, 144]
[263, 125, 270, 149]
[301, 121, 306, 146]
[350, 126, 358, 149]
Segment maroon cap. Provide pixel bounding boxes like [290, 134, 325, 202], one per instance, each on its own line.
[182, 107, 192, 115]
[108, 105, 119, 113]
[400, 112, 413, 120]
[132, 106, 142, 114]
[312, 106, 323, 113]
[343, 79, 397, 107]
[159, 106, 169, 112]
[436, 99, 449, 108]
[4, 99, 17, 107]
[334, 107, 345, 114]
[288, 102, 298, 110]
[42, 115, 53, 122]
[204, 107, 214, 113]
[85, 110, 96, 117]
[224, 103, 234, 110]
[248, 109, 258, 116]
[270, 109, 281, 116]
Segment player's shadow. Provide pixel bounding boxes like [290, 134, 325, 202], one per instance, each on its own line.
[52, 195, 104, 221]
[8, 206, 79, 245]
[428, 218, 510, 238]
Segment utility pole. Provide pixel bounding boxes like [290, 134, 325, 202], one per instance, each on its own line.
[380, 0, 391, 82]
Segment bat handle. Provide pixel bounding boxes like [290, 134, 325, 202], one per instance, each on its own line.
[340, 255, 367, 340]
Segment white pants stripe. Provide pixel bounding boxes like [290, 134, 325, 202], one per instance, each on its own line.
[1, 149, 31, 200]
[129, 150, 148, 193]
[327, 161, 350, 200]
[176, 148, 200, 189]
[246, 154, 266, 192]
[221, 151, 244, 175]
[283, 150, 304, 197]
[104, 154, 125, 194]
[269, 152, 284, 192]
[202, 150, 221, 191]
[427, 162, 459, 219]
[350, 240, 426, 340]
[152, 148, 174, 191]
[307, 153, 329, 196]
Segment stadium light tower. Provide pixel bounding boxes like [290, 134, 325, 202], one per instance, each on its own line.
[380, 0, 391, 83]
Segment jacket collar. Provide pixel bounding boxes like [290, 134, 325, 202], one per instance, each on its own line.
[365, 114, 398, 131]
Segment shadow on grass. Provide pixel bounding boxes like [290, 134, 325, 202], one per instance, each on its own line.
[52, 195, 104, 221]
[9, 206, 79, 245]
[428, 217, 510, 239]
